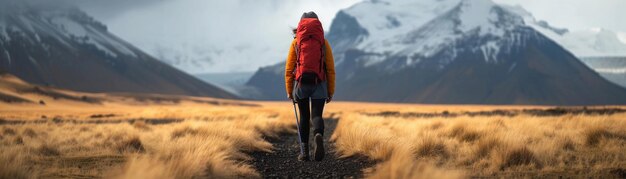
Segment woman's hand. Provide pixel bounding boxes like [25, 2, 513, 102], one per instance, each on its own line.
[288, 94, 296, 103]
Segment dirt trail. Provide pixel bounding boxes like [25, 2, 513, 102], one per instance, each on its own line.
[250, 119, 375, 178]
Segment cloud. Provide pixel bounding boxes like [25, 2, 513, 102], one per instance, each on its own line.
[0, 0, 162, 19]
[594, 68, 626, 74]
[9, 0, 622, 73]
[618, 32, 626, 44]
[0, 0, 72, 11]
[81, 0, 360, 73]
[4, 0, 360, 73]
[73, 0, 165, 20]
[92, 0, 623, 73]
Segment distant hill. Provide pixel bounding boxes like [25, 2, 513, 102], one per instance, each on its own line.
[0, 3, 237, 99]
[246, 63, 286, 100]
[0, 72, 252, 106]
[246, 0, 626, 105]
[580, 57, 626, 88]
[194, 72, 256, 97]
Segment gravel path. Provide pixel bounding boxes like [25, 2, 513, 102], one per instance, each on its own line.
[250, 119, 375, 178]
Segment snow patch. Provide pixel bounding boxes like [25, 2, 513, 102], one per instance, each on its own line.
[34, 33, 40, 42]
[46, 16, 137, 58]
[4, 51, 10, 65]
[18, 16, 36, 32]
[345, 0, 462, 51]
[617, 32, 626, 45]
[595, 68, 626, 74]
[0, 17, 8, 41]
[0, 28, 8, 41]
[361, 55, 387, 67]
[480, 41, 500, 62]
[90, 39, 118, 58]
[507, 62, 517, 73]
[51, 17, 88, 37]
[8, 14, 74, 48]
[590, 27, 603, 33]
[28, 56, 38, 66]
[85, 26, 137, 58]
[458, 0, 499, 36]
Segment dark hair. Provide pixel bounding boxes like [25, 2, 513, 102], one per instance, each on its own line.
[301, 11, 318, 19]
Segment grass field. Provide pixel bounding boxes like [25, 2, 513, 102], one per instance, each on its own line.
[1, 75, 625, 178]
[2, 100, 625, 178]
[331, 106, 626, 178]
[0, 102, 295, 178]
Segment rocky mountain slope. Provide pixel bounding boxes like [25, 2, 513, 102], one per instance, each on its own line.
[0, 3, 236, 98]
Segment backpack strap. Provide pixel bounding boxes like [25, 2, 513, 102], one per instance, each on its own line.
[321, 42, 327, 81]
[294, 41, 302, 87]
[293, 41, 300, 76]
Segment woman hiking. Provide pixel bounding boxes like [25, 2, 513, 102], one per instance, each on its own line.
[285, 11, 336, 162]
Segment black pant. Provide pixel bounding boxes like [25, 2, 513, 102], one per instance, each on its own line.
[296, 98, 325, 144]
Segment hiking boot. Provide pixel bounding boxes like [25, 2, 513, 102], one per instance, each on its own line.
[298, 143, 309, 161]
[313, 133, 325, 161]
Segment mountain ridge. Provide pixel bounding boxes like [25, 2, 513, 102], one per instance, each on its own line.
[0, 3, 237, 99]
[246, 0, 626, 105]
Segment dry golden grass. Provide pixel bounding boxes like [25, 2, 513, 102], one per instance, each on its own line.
[0, 77, 298, 178]
[0, 101, 296, 178]
[2, 91, 625, 178]
[331, 110, 626, 178]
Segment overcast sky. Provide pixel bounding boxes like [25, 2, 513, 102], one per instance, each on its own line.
[75, 0, 359, 73]
[71, 0, 625, 73]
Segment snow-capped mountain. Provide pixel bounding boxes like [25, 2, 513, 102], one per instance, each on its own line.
[0, 3, 237, 98]
[145, 42, 281, 74]
[247, 0, 626, 105]
[337, 0, 533, 68]
[504, 5, 626, 88]
[553, 28, 626, 57]
[506, 5, 626, 57]
[0, 5, 136, 59]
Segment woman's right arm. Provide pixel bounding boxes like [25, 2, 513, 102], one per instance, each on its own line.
[324, 40, 335, 100]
